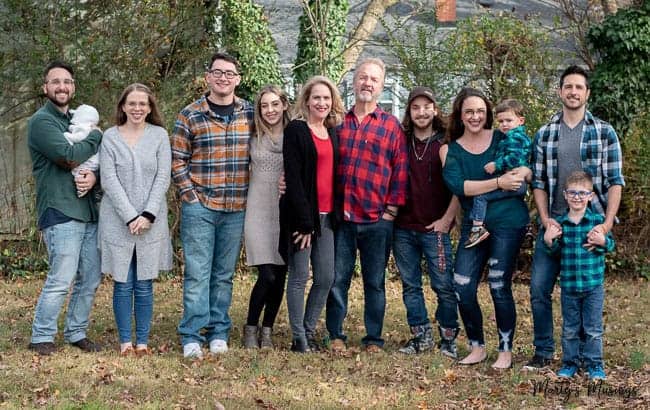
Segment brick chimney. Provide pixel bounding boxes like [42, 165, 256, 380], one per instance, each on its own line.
[436, 0, 456, 23]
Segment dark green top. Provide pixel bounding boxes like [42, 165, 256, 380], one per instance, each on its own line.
[443, 130, 529, 230]
[27, 100, 102, 224]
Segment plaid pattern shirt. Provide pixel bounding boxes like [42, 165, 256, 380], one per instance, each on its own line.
[546, 208, 615, 292]
[171, 94, 253, 211]
[532, 110, 625, 216]
[493, 125, 531, 173]
[336, 106, 408, 222]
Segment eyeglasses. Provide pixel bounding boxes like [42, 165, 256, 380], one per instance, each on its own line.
[564, 189, 592, 199]
[206, 69, 239, 79]
[463, 109, 486, 117]
[46, 78, 74, 86]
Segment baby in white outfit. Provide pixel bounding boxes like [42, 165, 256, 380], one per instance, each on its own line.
[64, 104, 100, 197]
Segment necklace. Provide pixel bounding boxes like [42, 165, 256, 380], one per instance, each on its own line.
[412, 135, 433, 161]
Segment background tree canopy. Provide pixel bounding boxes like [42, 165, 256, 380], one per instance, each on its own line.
[0, 0, 648, 277]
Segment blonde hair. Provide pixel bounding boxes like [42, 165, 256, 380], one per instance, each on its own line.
[253, 85, 291, 138]
[293, 75, 344, 128]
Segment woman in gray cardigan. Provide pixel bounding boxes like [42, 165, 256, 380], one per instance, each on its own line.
[98, 83, 172, 356]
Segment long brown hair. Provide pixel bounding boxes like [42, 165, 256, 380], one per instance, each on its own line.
[293, 75, 345, 128]
[402, 99, 447, 138]
[114, 83, 163, 126]
[253, 85, 291, 138]
[445, 87, 493, 142]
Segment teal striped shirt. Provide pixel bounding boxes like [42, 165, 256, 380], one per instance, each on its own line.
[546, 208, 615, 292]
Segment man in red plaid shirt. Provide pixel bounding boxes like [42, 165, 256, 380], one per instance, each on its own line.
[326, 58, 408, 353]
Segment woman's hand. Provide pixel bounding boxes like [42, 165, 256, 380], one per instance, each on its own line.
[292, 232, 311, 250]
[129, 216, 152, 236]
[498, 171, 525, 191]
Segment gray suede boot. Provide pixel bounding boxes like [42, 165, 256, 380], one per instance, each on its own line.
[260, 326, 274, 349]
[243, 325, 259, 349]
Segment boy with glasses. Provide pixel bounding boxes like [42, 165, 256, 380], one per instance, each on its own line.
[526, 65, 624, 371]
[543, 171, 614, 381]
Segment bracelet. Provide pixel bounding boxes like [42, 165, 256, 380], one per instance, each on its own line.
[496, 177, 500, 189]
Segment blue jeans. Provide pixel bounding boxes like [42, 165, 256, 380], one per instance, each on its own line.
[31, 221, 102, 344]
[287, 213, 335, 341]
[113, 253, 153, 345]
[392, 228, 458, 330]
[326, 219, 393, 347]
[530, 225, 561, 358]
[177, 202, 244, 345]
[453, 226, 525, 351]
[561, 285, 604, 369]
[469, 183, 527, 223]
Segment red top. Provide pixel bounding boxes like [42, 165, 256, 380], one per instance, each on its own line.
[336, 107, 408, 222]
[311, 130, 334, 212]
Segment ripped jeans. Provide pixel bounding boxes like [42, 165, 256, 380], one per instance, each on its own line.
[453, 225, 525, 351]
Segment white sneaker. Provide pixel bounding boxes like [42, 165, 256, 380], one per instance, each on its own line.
[209, 339, 228, 354]
[183, 342, 203, 359]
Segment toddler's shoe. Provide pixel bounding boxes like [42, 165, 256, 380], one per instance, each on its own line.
[556, 364, 578, 379]
[464, 226, 490, 248]
[587, 365, 606, 381]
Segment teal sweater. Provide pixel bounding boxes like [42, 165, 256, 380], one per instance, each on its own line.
[443, 130, 529, 230]
[27, 100, 102, 224]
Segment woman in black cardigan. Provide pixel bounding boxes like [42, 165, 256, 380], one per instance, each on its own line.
[279, 75, 345, 352]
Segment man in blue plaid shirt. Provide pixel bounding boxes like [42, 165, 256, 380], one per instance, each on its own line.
[525, 65, 624, 371]
[543, 171, 614, 380]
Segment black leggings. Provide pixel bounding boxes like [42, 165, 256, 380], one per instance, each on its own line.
[246, 264, 287, 327]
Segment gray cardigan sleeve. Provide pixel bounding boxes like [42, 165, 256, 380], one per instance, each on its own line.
[99, 130, 139, 224]
[143, 127, 172, 218]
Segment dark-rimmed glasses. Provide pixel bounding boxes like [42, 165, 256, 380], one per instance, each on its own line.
[564, 189, 592, 199]
[206, 69, 239, 79]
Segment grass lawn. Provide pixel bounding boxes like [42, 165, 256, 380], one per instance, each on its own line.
[0, 272, 648, 409]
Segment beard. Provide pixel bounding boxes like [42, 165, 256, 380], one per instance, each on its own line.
[46, 92, 71, 108]
[412, 116, 433, 130]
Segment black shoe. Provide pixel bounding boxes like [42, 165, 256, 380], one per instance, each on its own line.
[306, 337, 321, 352]
[70, 338, 101, 352]
[290, 338, 311, 353]
[522, 355, 551, 370]
[28, 342, 57, 356]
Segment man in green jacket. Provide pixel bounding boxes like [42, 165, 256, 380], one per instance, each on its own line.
[27, 61, 103, 355]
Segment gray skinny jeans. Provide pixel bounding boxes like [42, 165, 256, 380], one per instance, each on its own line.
[286, 213, 335, 341]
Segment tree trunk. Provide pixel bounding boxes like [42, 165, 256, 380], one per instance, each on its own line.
[340, 0, 398, 82]
[601, 0, 618, 14]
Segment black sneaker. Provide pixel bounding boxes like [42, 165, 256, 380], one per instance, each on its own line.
[306, 337, 321, 352]
[290, 338, 311, 353]
[28, 342, 57, 356]
[70, 338, 101, 352]
[522, 355, 551, 370]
